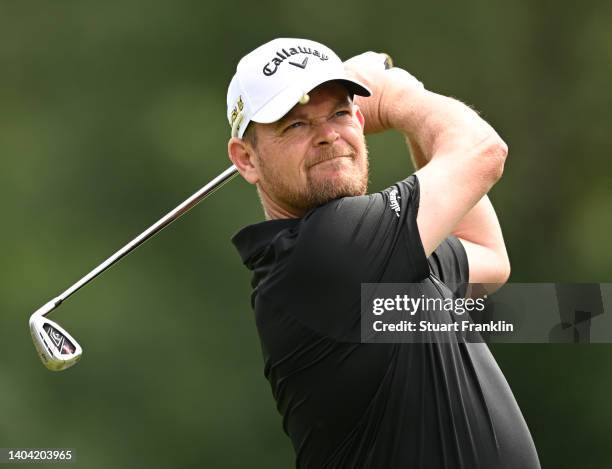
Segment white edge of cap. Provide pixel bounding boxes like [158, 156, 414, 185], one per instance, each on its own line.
[240, 77, 370, 138]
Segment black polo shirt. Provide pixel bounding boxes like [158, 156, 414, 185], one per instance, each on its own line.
[232, 175, 540, 469]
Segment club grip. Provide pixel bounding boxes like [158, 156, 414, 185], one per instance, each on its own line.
[382, 53, 393, 70]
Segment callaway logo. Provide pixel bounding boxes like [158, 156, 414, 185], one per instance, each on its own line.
[290, 57, 308, 69]
[263, 46, 329, 76]
[389, 188, 401, 218]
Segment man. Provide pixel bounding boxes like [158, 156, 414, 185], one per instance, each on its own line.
[227, 38, 540, 469]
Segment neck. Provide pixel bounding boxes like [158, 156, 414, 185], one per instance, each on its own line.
[258, 186, 304, 220]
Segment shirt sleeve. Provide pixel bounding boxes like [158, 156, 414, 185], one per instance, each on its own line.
[427, 236, 470, 297]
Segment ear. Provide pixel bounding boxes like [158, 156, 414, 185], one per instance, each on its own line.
[353, 104, 365, 130]
[227, 137, 259, 185]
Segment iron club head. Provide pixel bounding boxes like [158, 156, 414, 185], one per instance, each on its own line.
[29, 300, 82, 371]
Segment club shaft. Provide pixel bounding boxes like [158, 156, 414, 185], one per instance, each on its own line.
[41, 165, 239, 317]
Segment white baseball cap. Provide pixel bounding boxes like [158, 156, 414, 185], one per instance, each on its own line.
[226, 38, 371, 138]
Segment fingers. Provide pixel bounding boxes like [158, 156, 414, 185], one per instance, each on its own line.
[344, 51, 392, 71]
[344, 52, 424, 91]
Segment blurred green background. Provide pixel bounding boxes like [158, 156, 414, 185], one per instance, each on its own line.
[2, 0, 611, 467]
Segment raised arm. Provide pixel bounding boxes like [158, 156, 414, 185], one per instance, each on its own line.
[346, 54, 510, 286]
[407, 121, 510, 286]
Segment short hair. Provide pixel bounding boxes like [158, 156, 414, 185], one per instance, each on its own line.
[242, 123, 258, 148]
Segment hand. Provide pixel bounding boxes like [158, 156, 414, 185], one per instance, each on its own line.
[344, 52, 424, 134]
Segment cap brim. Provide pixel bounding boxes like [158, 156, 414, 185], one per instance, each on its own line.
[251, 76, 371, 125]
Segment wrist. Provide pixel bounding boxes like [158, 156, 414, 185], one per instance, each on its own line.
[380, 79, 427, 133]
[352, 66, 425, 134]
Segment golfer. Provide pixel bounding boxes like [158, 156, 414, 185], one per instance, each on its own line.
[227, 38, 540, 469]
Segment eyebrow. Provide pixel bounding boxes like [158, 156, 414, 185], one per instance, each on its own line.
[276, 96, 351, 129]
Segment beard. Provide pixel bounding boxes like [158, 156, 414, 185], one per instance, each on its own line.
[256, 138, 369, 215]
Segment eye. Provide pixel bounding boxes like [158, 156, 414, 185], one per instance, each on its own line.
[284, 121, 305, 132]
[334, 110, 350, 118]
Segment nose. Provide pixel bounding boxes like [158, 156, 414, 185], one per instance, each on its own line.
[314, 121, 340, 146]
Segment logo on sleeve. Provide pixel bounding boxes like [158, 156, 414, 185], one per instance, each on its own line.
[389, 188, 401, 218]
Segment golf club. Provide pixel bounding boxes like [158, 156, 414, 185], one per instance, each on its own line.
[30, 165, 238, 371]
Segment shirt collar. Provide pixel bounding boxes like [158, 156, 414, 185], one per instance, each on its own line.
[231, 218, 300, 268]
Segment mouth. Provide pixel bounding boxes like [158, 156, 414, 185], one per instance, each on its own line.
[308, 154, 352, 169]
